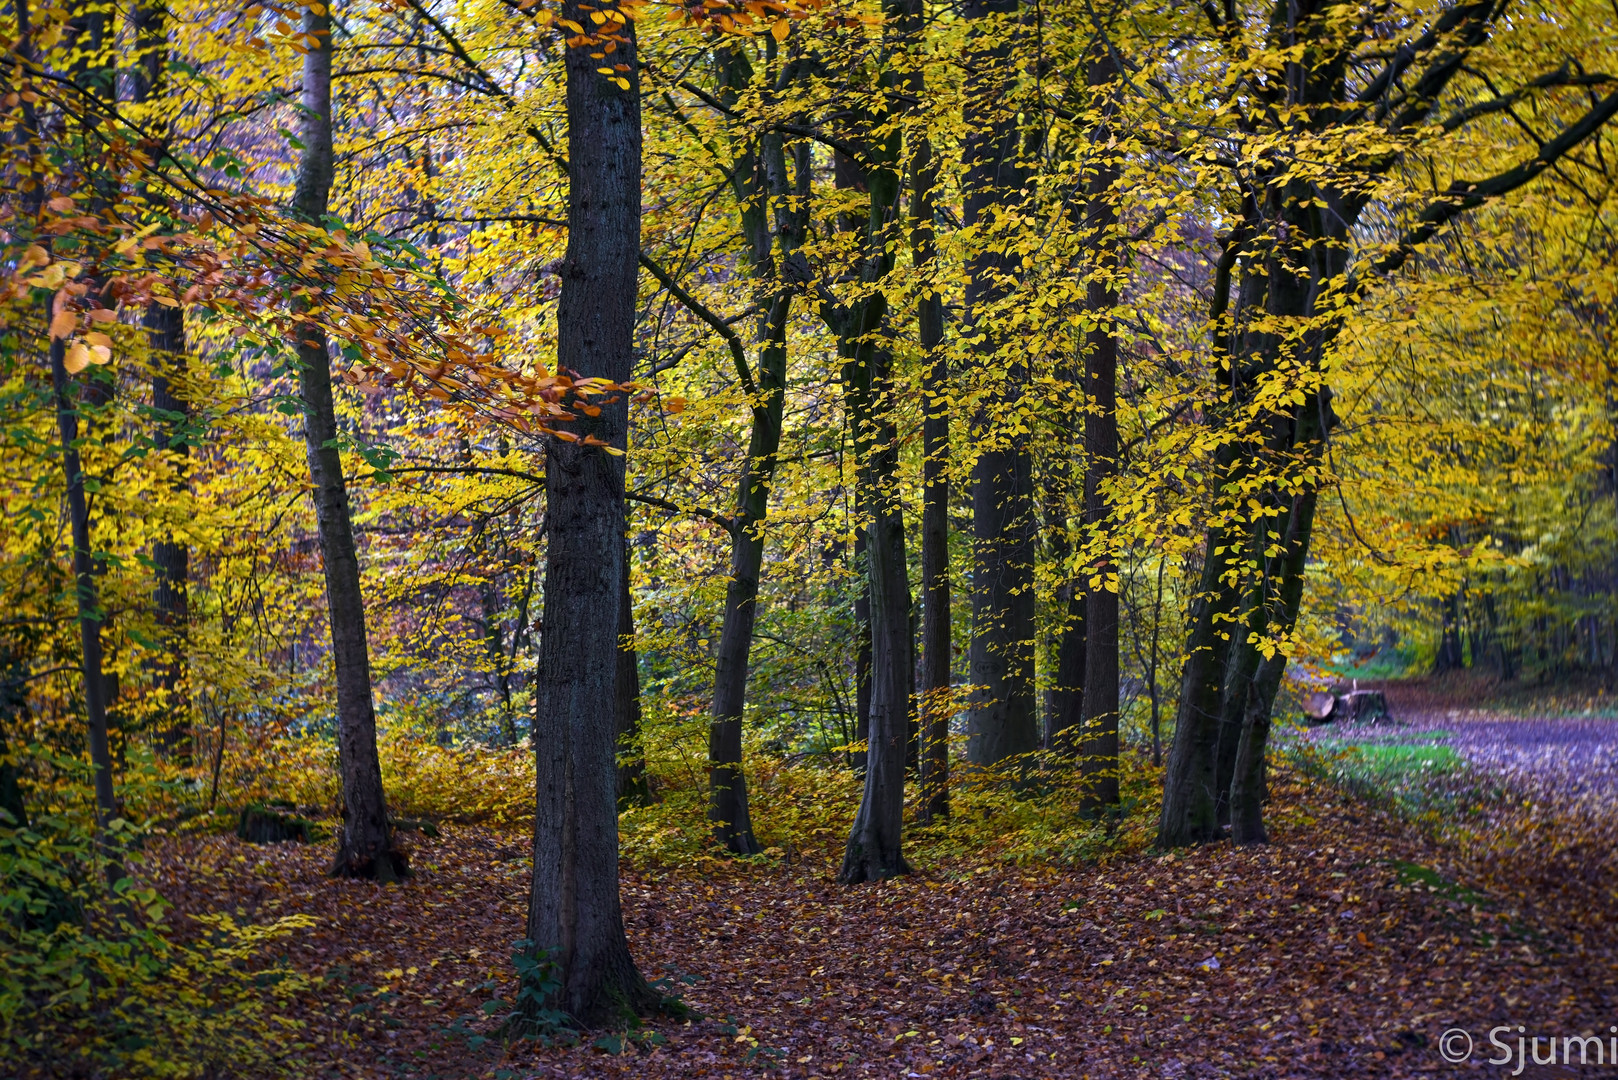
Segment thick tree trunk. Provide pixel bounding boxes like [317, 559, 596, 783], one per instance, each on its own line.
[1077, 52, 1120, 812]
[617, 542, 649, 808]
[840, 475, 913, 883]
[1156, 507, 1241, 847]
[1435, 588, 1465, 672]
[1230, 488, 1319, 844]
[290, 5, 396, 881]
[962, 0, 1036, 770]
[851, 528, 872, 772]
[524, 3, 655, 1026]
[838, 329, 912, 883]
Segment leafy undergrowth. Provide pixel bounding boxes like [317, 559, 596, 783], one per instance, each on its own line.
[122, 764, 1617, 1080]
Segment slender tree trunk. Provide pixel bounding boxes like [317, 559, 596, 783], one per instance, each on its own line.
[0, 650, 27, 829]
[913, 113, 950, 823]
[617, 541, 649, 808]
[50, 331, 119, 859]
[1043, 441, 1085, 753]
[1077, 52, 1120, 811]
[131, 0, 191, 757]
[962, 0, 1036, 770]
[705, 102, 806, 850]
[524, 2, 654, 1025]
[289, 4, 396, 881]
[148, 303, 189, 753]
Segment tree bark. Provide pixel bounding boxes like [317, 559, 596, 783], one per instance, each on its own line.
[524, 1, 655, 1025]
[912, 100, 950, 823]
[50, 331, 119, 864]
[830, 68, 912, 877]
[840, 439, 913, 883]
[852, 529, 872, 772]
[1078, 52, 1120, 812]
[131, 0, 190, 755]
[962, 0, 1037, 771]
[1229, 488, 1319, 844]
[289, 4, 396, 881]
[147, 302, 189, 754]
[706, 123, 804, 853]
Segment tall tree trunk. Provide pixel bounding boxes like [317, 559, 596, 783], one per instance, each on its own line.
[36, 0, 120, 867]
[852, 529, 872, 771]
[840, 432, 912, 883]
[1043, 446, 1085, 754]
[962, 0, 1036, 770]
[617, 541, 649, 808]
[51, 330, 119, 860]
[290, 4, 396, 881]
[832, 60, 912, 876]
[1229, 487, 1319, 844]
[913, 102, 950, 823]
[147, 305, 188, 752]
[838, 330, 912, 883]
[524, 2, 654, 1025]
[1078, 51, 1120, 812]
[1157, 483, 1241, 847]
[706, 124, 803, 854]
[132, 0, 190, 757]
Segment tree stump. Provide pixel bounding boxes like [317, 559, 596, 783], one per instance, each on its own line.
[237, 804, 318, 844]
[1341, 690, 1391, 724]
[1303, 692, 1338, 723]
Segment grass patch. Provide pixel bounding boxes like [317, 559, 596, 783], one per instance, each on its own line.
[1278, 727, 1495, 823]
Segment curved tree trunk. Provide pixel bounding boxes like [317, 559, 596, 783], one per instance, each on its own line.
[524, 0, 655, 1026]
[290, 4, 396, 881]
[704, 80, 808, 850]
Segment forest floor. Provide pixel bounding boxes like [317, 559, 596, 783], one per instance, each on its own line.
[144, 680, 1618, 1080]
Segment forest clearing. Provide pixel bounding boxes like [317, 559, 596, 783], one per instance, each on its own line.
[4, 0, 1618, 1074]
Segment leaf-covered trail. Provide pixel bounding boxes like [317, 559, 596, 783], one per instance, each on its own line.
[146, 772, 1615, 1079]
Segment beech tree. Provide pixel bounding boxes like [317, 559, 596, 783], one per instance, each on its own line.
[1156, 0, 1618, 846]
[522, 0, 656, 1022]
[288, 2, 398, 880]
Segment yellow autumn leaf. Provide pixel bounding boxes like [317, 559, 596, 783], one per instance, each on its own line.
[770, 17, 788, 41]
[49, 310, 78, 339]
[63, 342, 91, 374]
